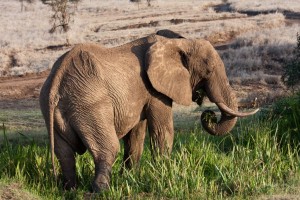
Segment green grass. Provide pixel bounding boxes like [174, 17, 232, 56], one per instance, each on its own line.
[1, 120, 299, 199]
[0, 95, 300, 199]
[0, 107, 48, 146]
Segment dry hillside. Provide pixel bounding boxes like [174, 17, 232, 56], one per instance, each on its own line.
[0, 0, 299, 105]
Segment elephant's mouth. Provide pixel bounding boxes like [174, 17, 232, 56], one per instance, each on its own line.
[192, 89, 206, 106]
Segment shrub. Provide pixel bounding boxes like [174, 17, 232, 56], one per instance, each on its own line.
[268, 92, 300, 149]
[43, 0, 81, 45]
[282, 33, 300, 91]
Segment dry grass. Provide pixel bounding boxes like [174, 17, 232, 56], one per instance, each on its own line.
[219, 23, 298, 84]
[0, 0, 296, 77]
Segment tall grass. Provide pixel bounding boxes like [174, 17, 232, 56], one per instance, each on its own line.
[0, 98, 300, 199]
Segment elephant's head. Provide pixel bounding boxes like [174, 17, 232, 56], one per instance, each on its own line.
[146, 36, 259, 135]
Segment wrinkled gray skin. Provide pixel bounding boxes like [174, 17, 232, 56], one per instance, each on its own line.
[39, 30, 258, 192]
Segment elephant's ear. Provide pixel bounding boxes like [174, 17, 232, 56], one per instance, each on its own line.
[146, 39, 192, 106]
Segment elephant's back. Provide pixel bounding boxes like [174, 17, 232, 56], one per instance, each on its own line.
[58, 45, 109, 101]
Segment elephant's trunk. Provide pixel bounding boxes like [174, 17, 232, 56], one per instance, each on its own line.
[200, 72, 258, 136]
[201, 107, 238, 136]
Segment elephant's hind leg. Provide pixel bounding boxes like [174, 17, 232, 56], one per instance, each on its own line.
[55, 108, 87, 154]
[54, 108, 82, 190]
[92, 127, 120, 192]
[122, 120, 147, 170]
[71, 110, 120, 192]
[54, 132, 77, 190]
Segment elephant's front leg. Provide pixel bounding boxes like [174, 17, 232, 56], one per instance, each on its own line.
[122, 120, 147, 170]
[147, 96, 174, 157]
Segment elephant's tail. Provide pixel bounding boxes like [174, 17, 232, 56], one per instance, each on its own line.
[47, 50, 71, 179]
[49, 98, 57, 179]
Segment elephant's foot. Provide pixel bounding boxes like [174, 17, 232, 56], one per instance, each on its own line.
[93, 160, 112, 192]
[63, 178, 76, 191]
[92, 175, 110, 192]
[60, 171, 76, 190]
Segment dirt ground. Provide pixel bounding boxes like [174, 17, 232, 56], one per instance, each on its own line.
[0, 71, 48, 100]
[0, 71, 50, 110]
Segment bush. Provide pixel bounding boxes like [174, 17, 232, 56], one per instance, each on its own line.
[269, 92, 300, 149]
[45, 0, 81, 33]
[282, 33, 300, 91]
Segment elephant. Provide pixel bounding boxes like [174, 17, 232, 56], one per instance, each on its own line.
[39, 30, 258, 192]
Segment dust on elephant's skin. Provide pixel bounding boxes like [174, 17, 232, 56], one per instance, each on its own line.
[39, 30, 258, 192]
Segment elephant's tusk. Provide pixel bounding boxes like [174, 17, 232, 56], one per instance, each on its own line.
[216, 102, 259, 117]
